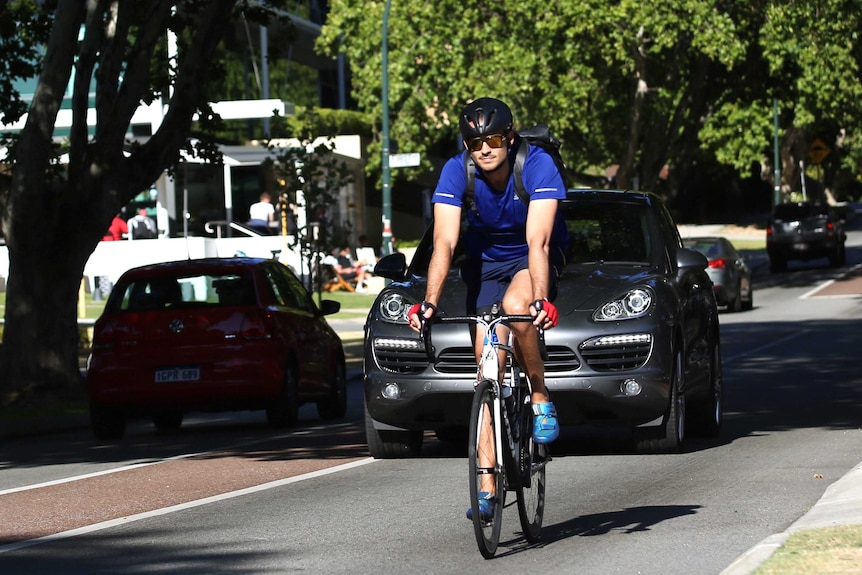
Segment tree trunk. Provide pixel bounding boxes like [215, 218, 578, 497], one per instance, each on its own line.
[0, 235, 93, 402]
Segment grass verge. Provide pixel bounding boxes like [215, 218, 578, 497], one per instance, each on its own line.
[732, 238, 766, 251]
[755, 525, 862, 575]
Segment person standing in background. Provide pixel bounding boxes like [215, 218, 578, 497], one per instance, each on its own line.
[249, 192, 275, 234]
[102, 213, 128, 241]
[127, 208, 157, 240]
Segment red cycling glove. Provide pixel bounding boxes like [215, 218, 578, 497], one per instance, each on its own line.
[408, 301, 437, 322]
[531, 299, 559, 328]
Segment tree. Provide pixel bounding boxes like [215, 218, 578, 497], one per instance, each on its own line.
[317, 0, 746, 191]
[318, 0, 862, 203]
[0, 0, 290, 404]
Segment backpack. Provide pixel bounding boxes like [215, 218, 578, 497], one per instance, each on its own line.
[463, 123, 569, 216]
[131, 216, 157, 239]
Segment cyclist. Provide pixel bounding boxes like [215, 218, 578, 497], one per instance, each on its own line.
[407, 97, 568, 520]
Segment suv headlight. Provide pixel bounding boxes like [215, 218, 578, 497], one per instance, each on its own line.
[378, 292, 413, 324]
[593, 288, 653, 321]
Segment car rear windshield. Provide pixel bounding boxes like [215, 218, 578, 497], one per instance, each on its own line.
[111, 272, 256, 312]
[773, 203, 828, 220]
[683, 239, 723, 258]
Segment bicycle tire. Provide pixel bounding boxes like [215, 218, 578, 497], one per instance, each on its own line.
[468, 379, 504, 559]
[516, 398, 547, 542]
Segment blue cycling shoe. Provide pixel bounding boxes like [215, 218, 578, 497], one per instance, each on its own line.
[466, 492, 495, 521]
[533, 402, 560, 444]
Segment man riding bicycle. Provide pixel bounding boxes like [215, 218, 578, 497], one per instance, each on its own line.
[407, 97, 568, 520]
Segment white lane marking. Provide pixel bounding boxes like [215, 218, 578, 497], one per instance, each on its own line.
[0, 422, 352, 496]
[800, 280, 836, 299]
[0, 456, 198, 496]
[800, 263, 862, 299]
[0, 458, 376, 554]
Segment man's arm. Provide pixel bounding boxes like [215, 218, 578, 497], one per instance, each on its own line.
[408, 202, 461, 331]
[426, 203, 462, 305]
[524, 198, 558, 302]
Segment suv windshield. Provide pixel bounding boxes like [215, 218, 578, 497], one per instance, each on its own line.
[561, 202, 652, 264]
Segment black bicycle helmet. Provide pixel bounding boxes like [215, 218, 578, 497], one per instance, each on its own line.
[459, 97, 513, 139]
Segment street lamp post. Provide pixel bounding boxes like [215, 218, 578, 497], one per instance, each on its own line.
[773, 98, 781, 208]
[381, 0, 393, 256]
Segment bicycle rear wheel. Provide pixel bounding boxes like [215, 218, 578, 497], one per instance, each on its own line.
[516, 399, 547, 542]
[468, 379, 504, 559]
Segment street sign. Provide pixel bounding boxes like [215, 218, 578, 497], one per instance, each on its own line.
[389, 152, 421, 168]
[808, 138, 831, 164]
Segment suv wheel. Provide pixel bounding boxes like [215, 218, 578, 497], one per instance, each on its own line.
[635, 349, 685, 454]
[364, 404, 422, 458]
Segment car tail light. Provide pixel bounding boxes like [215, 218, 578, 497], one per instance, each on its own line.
[240, 310, 274, 340]
[708, 258, 728, 269]
[766, 225, 773, 236]
[91, 318, 120, 351]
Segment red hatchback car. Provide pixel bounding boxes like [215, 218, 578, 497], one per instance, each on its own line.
[87, 257, 346, 439]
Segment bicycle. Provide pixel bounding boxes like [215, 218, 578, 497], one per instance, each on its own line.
[423, 311, 549, 559]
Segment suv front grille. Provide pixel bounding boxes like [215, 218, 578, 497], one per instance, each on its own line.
[374, 338, 429, 374]
[435, 346, 580, 374]
[579, 334, 652, 371]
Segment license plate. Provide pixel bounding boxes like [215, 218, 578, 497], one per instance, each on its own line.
[793, 243, 808, 251]
[155, 367, 200, 383]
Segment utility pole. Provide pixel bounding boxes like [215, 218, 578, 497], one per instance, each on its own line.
[380, 0, 393, 256]
[773, 98, 781, 208]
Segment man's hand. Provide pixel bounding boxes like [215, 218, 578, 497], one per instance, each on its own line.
[407, 301, 437, 332]
[530, 298, 559, 329]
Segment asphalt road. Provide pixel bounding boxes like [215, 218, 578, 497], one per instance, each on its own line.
[2, 228, 862, 574]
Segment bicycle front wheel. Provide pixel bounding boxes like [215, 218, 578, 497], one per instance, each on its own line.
[468, 379, 504, 559]
[516, 399, 547, 542]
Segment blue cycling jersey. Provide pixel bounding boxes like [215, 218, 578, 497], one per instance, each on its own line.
[432, 145, 569, 261]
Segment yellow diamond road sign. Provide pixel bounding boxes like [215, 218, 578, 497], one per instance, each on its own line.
[809, 138, 831, 164]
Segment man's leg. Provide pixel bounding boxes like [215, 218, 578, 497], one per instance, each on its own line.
[503, 269, 559, 443]
[502, 269, 549, 404]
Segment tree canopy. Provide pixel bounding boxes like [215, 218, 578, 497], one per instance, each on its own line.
[318, 0, 862, 203]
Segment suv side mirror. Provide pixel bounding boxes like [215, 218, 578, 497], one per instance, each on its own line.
[677, 247, 708, 271]
[318, 299, 341, 316]
[373, 252, 408, 281]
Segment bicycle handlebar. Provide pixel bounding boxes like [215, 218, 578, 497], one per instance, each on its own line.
[419, 313, 537, 363]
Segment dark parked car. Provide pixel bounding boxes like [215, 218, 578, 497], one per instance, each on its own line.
[364, 189, 722, 457]
[87, 257, 346, 439]
[683, 236, 753, 312]
[767, 201, 846, 272]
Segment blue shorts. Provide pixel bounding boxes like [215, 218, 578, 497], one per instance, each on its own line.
[460, 249, 565, 314]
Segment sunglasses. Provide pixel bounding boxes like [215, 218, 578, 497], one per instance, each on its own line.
[465, 133, 508, 152]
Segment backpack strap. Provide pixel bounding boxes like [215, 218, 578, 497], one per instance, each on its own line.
[463, 152, 478, 216]
[512, 137, 530, 207]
